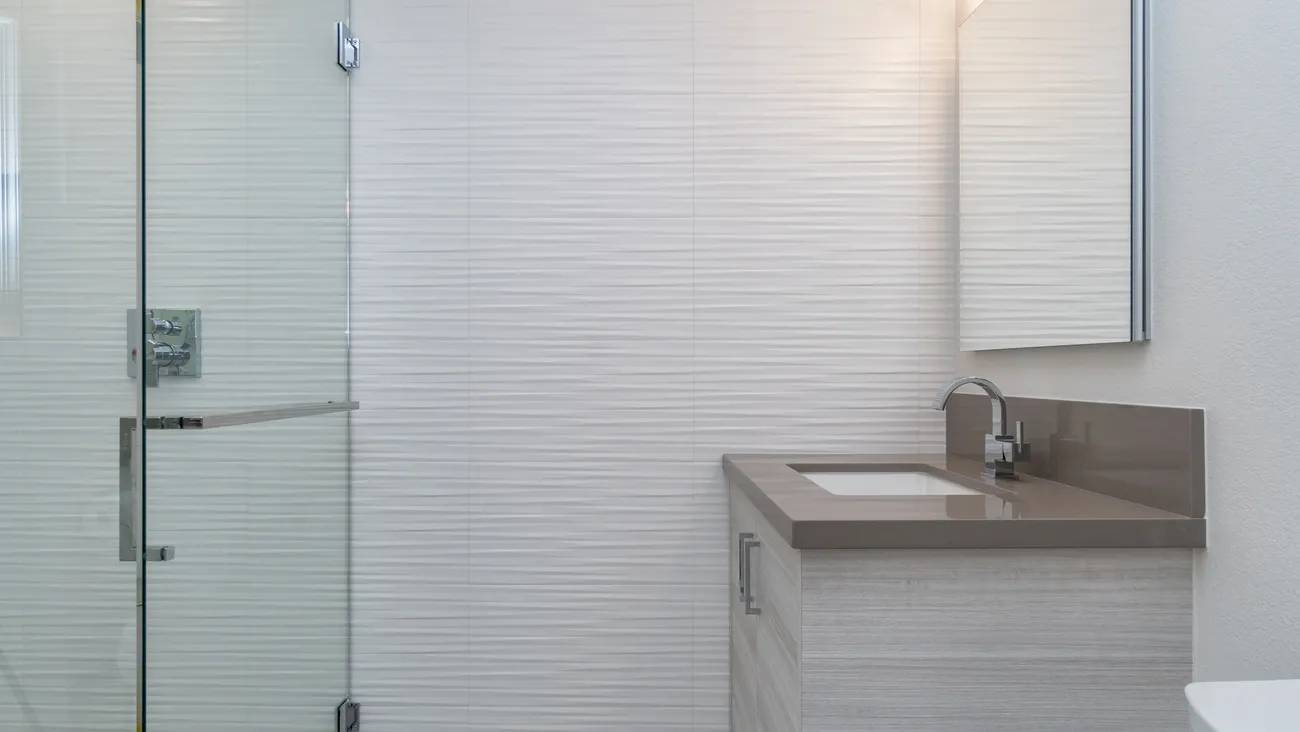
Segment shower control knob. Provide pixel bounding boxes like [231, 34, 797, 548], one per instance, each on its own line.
[150, 317, 183, 336]
[127, 308, 202, 386]
[151, 341, 192, 368]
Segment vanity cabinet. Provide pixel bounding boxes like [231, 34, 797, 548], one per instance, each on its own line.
[729, 484, 1193, 732]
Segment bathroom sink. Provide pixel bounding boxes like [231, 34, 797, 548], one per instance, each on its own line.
[1186, 680, 1300, 732]
[798, 470, 983, 497]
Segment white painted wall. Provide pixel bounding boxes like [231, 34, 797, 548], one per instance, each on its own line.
[959, 0, 1300, 681]
[350, 0, 957, 728]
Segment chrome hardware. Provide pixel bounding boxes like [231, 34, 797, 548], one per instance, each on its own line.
[932, 376, 1031, 479]
[118, 417, 177, 563]
[145, 546, 176, 562]
[337, 22, 360, 71]
[145, 401, 359, 431]
[739, 533, 761, 616]
[150, 317, 182, 336]
[737, 532, 751, 603]
[150, 340, 190, 368]
[337, 698, 361, 732]
[128, 308, 201, 387]
[117, 402, 359, 563]
[118, 418, 135, 562]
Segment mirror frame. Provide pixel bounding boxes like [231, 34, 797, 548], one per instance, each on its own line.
[1131, 0, 1151, 342]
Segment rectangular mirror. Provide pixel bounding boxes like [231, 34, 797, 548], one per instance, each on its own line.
[958, 0, 1148, 351]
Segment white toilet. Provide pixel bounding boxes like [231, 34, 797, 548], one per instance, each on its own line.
[1186, 679, 1300, 731]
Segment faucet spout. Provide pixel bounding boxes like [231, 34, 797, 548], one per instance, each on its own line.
[932, 376, 1009, 437]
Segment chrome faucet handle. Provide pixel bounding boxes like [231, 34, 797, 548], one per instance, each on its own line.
[985, 421, 1031, 479]
[1013, 420, 1031, 460]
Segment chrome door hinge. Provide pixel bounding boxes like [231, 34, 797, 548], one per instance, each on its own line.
[337, 22, 360, 71]
[337, 699, 360, 732]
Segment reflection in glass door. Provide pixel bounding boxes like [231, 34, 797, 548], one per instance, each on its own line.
[140, 1, 353, 729]
[0, 2, 138, 729]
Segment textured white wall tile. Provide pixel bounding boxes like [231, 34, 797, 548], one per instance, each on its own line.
[469, 93, 693, 220]
[693, 0, 921, 95]
[353, 0, 957, 728]
[469, 0, 692, 97]
[467, 582, 697, 730]
[693, 92, 927, 219]
[0, 2, 137, 729]
[351, 2, 476, 725]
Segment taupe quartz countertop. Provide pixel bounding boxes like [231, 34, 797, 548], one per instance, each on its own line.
[723, 453, 1207, 550]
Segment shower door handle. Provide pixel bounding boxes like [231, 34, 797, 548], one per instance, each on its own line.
[117, 401, 359, 562]
[119, 417, 174, 562]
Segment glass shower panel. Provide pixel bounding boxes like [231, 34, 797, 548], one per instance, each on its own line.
[0, 2, 138, 730]
[142, 1, 351, 729]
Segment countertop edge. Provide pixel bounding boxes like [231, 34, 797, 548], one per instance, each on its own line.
[723, 453, 1208, 551]
[723, 456, 799, 546]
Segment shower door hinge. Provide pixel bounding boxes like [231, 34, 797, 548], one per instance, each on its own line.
[336, 22, 360, 71]
[337, 698, 360, 732]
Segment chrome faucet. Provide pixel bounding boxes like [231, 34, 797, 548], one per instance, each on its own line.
[932, 376, 1030, 479]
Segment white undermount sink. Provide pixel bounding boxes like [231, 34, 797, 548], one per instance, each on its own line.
[798, 470, 983, 497]
[1186, 680, 1300, 732]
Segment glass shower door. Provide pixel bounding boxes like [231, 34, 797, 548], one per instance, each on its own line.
[0, 3, 138, 729]
[140, 2, 353, 729]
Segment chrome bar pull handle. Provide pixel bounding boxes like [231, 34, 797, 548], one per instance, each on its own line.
[118, 418, 175, 562]
[117, 402, 358, 562]
[740, 534, 761, 616]
[118, 418, 136, 562]
[737, 532, 752, 602]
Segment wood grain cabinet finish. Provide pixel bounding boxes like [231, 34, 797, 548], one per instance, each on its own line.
[731, 486, 802, 732]
[729, 485, 1193, 732]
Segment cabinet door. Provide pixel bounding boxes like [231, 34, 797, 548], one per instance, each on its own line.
[749, 505, 801, 732]
[730, 487, 762, 732]
[730, 485, 802, 732]
[800, 548, 1192, 731]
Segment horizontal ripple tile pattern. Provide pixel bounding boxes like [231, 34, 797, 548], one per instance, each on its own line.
[352, 0, 958, 729]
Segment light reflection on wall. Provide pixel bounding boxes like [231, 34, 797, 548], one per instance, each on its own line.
[0, 17, 17, 337]
[959, 0, 988, 25]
